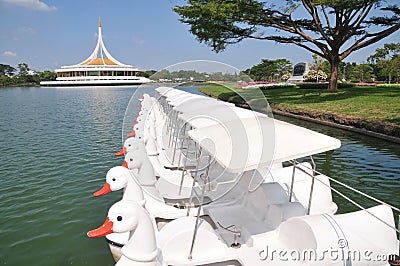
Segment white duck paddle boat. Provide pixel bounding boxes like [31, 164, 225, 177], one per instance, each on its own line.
[93, 166, 146, 260]
[94, 166, 146, 205]
[88, 200, 159, 266]
[88, 199, 398, 265]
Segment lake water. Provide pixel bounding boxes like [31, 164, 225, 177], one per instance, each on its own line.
[0, 86, 398, 265]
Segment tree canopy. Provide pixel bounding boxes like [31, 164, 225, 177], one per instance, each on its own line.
[0, 63, 56, 87]
[243, 58, 292, 81]
[0, 64, 16, 76]
[368, 42, 400, 83]
[174, 0, 400, 90]
[149, 69, 246, 82]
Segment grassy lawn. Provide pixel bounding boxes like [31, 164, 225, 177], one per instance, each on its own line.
[199, 84, 400, 125]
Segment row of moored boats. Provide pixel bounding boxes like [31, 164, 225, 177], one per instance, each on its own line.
[87, 86, 399, 266]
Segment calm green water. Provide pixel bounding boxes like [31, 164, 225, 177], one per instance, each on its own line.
[0, 86, 399, 265]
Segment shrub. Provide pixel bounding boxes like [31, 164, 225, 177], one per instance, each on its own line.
[259, 84, 297, 90]
[377, 83, 400, 88]
[295, 82, 356, 90]
[355, 82, 377, 86]
[303, 69, 328, 82]
[281, 73, 291, 81]
[297, 83, 329, 89]
[338, 83, 356, 88]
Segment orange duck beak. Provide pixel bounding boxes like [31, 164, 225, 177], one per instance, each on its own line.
[87, 217, 113, 238]
[114, 147, 126, 156]
[127, 130, 136, 138]
[93, 182, 111, 197]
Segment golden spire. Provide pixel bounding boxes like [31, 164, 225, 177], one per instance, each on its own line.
[98, 16, 102, 28]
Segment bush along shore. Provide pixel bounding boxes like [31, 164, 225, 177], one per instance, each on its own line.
[199, 84, 400, 143]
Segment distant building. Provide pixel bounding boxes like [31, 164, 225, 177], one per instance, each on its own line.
[287, 62, 309, 83]
[41, 18, 150, 86]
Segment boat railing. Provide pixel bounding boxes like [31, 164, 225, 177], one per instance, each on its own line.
[288, 158, 400, 236]
[188, 150, 212, 260]
[217, 222, 241, 248]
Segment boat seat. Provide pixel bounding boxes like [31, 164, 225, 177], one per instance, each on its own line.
[242, 202, 306, 247]
[204, 182, 292, 243]
[205, 170, 257, 203]
[204, 182, 308, 247]
[206, 182, 289, 224]
[259, 182, 289, 205]
[241, 182, 290, 221]
[265, 202, 306, 228]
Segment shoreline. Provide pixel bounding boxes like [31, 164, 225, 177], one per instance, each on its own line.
[0, 83, 40, 88]
[271, 107, 400, 144]
[200, 90, 400, 144]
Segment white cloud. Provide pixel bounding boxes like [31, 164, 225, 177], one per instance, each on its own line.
[17, 26, 36, 34]
[3, 51, 17, 57]
[132, 37, 145, 46]
[2, 0, 57, 12]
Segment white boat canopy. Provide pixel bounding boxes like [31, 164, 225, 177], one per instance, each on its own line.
[155, 87, 176, 94]
[155, 87, 189, 98]
[178, 105, 268, 129]
[188, 116, 341, 173]
[166, 94, 204, 107]
[173, 98, 234, 113]
[162, 90, 188, 98]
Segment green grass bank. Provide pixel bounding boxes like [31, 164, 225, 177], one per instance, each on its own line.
[198, 83, 400, 140]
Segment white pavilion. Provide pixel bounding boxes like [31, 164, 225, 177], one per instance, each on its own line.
[41, 19, 151, 86]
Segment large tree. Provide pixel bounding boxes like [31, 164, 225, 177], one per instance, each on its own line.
[174, 0, 400, 90]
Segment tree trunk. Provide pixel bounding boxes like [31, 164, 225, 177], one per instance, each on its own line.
[328, 57, 339, 91]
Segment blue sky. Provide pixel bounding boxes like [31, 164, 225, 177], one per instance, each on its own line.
[0, 0, 399, 72]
